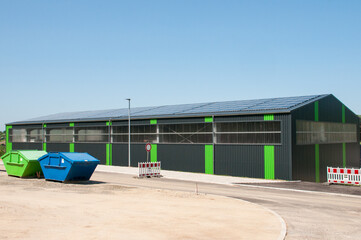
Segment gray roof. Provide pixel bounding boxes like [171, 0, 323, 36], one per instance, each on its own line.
[9, 94, 329, 125]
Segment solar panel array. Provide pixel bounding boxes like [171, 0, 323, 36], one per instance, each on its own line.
[14, 94, 327, 124]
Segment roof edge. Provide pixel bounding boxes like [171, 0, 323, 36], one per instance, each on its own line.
[6, 109, 292, 125]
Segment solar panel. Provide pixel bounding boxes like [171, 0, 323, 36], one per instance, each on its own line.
[12, 94, 327, 124]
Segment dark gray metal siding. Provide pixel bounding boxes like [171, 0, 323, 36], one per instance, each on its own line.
[318, 96, 343, 122]
[46, 123, 70, 128]
[347, 143, 360, 168]
[112, 120, 151, 126]
[46, 143, 70, 152]
[112, 143, 148, 167]
[292, 144, 316, 182]
[12, 124, 42, 129]
[274, 114, 292, 180]
[112, 144, 128, 166]
[291, 95, 360, 182]
[75, 122, 107, 126]
[291, 99, 316, 181]
[74, 143, 106, 165]
[214, 114, 292, 180]
[214, 115, 266, 179]
[215, 115, 264, 122]
[129, 144, 148, 167]
[158, 117, 205, 124]
[214, 145, 264, 178]
[158, 144, 205, 173]
[12, 143, 43, 150]
[319, 144, 343, 182]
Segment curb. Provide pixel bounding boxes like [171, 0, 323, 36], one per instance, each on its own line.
[217, 195, 287, 240]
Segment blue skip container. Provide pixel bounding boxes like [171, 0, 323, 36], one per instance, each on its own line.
[38, 152, 100, 182]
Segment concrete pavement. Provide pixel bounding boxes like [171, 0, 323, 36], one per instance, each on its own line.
[96, 164, 288, 185]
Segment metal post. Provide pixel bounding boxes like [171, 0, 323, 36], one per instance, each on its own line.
[42, 122, 45, 149]
[126, 98, 131, 167]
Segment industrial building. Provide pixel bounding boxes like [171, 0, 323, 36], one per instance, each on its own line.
[5, 94, 360, 182]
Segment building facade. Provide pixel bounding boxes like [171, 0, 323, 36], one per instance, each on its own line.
[5, 94, 360, 182]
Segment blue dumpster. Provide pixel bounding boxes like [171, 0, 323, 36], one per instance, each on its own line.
[38, 152, 100, 182]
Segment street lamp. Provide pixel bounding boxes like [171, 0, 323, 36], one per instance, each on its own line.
[126, 98, 131, 167]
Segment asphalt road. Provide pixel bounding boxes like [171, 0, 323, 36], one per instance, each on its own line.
[91, 171, 361, 240]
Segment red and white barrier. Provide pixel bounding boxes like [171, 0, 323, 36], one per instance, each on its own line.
[327, 167, 361, 185]
[138, 162, 161, 177]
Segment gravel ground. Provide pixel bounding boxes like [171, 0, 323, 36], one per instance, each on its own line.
[0, 171, 283, 240]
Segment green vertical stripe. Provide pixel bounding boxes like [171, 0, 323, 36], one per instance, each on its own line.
[106, 143, 112, 165]
[315, 144, 320, 182]
[264, 145, 275, 179]
[314, 101, 319, 122]
[6, 125, 12, 153]
[205, 145, 214, 174]
[204, 117, 213, 122]
[264, 115, 274, 179]
[106, 121, 112, 126]
[342, 105, 345, 123]
[69, 122, 74, 153]
[69, 143, 74, 152]
[151, 144, 157, 162]
[43, 123, 47, 151]
[110, 144, 112, 165]
[264, 114, 274, 121]
[150, 119, 157, 124]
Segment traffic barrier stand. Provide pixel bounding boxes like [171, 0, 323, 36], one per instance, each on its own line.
[327, 167, 361, 185]
[138, 162, 161, 178]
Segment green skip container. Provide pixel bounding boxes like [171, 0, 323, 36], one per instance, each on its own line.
[1, 150, 47, 177]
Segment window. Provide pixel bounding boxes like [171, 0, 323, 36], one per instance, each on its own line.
[75, 127, 108, 142]
[296, 120, 357, 145]
[158, 123, 212, 144]
[215, 121, 281, 144]
[9, 128, 44, 143]
[9, 129, 27, 142]
[28, 129, 43, 142]
[113, 125, 157, 143]
[46, 128, 73, 143]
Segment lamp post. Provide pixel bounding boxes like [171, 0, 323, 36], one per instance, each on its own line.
[126, 98, 131, 167]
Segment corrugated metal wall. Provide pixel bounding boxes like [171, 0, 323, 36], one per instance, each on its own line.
[129, 144, 148, 167]
[291, 95, 360, 182]
[46, 143, 69, 152]
[291, 100, 315, 181]
[157, 117, 205, 124]
[214, 145, 264, 178]
[112, 143, 151, 167]
[319, 144, 343, 182]
[112, 144, 128, 166]
[274, 114, 292, 180]
[158, 144, 205, 173]
[214, 114, 292, 180]
[74, 143, 107, 165]
[12, 143, 43, 150]
[347, 143, 361, 168]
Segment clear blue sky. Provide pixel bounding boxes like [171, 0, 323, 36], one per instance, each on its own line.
[1, 0, 360, 131]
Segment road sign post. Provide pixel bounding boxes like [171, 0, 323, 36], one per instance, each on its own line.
[145, 143, 151, 162]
